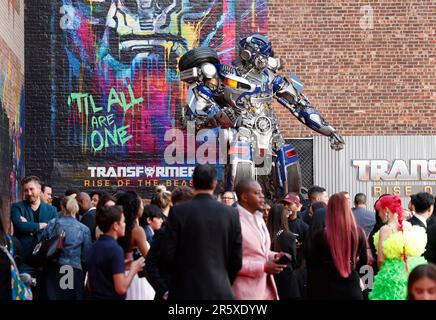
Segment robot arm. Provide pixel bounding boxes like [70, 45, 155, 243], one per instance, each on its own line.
[180, 63, 239, 130]
[273, 75, 345, 151]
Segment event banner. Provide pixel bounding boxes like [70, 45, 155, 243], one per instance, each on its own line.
[25, 0, 268, 196]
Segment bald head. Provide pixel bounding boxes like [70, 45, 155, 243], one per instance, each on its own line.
[76, 192, 93, 213]
[235, 179, 264, 213]
[235, 179, 255, 201]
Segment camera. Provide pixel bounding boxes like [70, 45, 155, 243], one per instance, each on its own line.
[132, 249, 146, 278]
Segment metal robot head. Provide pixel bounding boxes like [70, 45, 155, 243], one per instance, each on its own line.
[238, 34, 281, 72]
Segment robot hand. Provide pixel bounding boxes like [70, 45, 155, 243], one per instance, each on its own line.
[329, 132, 345, 151]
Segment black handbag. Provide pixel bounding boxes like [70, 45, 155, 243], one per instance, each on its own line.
[30, 221, 65, 267]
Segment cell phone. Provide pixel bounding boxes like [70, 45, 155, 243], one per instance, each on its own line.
[132, 249, 142, 261]
[132, 249, 146, 278]
[276, 254, 292, 265]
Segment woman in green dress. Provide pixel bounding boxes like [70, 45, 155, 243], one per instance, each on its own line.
[369, 195, 427, 300]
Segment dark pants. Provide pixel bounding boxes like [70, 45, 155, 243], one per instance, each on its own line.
[32, 268, 47, 301]
[295, 268, 308, 299]
[43, 263, 85, 300]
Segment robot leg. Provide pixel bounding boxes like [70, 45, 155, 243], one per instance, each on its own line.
[275, 143, 302, 196]
[226, 141, 255, 191]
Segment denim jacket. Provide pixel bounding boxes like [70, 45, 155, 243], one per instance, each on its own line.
[42, 216, 92, 270]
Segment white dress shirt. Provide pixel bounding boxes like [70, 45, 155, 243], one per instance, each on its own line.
[413, 213, 427, 228]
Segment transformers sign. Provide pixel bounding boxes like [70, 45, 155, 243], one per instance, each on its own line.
[353, 159, 436, 197]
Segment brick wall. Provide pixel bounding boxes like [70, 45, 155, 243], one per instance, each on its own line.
[0, 0, 24, 71]
[269, 0, 436, 137]
[0, 0, 25, 218]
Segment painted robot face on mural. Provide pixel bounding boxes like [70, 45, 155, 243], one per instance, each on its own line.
[62, 0, 216, 66]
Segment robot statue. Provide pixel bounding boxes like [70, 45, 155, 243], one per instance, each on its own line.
[178, 34, 345, 196]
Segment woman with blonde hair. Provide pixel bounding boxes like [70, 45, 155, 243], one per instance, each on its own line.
[41, 196, 92, 300]
[151, 188, 172, 218]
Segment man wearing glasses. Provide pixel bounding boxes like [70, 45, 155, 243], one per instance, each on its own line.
[221, 191, 237, 206]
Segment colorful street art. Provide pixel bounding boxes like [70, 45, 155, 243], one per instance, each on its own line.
[26, 0, 268, 196]
[0, 36, 25, 214]
[7, 0, 20, 23]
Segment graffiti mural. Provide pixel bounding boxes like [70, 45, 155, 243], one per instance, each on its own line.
[0, 36, 25, 214]
[26, 0, 268, 196]
[7, 0, 20, 24]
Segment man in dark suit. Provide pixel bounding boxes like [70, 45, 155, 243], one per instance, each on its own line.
[425, 223, 436, 264]
[11, 176, 58, 276]
[162, 164, 242, 300]
[352, 193, 376, 238]
[409, 192, 434, 230]
[76, 192, 97, 241]
[145, 187, 194, 301]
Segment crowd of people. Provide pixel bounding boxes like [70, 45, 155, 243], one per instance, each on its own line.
[1, 165, 436, 300]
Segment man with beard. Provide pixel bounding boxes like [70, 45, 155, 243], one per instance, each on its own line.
[10, 176, 57, 279]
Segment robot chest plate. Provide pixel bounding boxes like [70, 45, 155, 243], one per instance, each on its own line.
[221, 72, 273, 111]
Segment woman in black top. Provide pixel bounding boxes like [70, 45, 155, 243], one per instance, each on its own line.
[368, 194, 390, 275]
[267, 204, 300, 299]
[306, 193, 367, 300]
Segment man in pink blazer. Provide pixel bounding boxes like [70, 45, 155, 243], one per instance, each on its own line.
[232, 179, 288, 300]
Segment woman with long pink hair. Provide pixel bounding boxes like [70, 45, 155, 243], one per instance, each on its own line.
[369, 195, 427, 300]
[306, 192, 368, 299]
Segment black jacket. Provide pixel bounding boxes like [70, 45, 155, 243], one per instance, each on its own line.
[145, 226, 171, 300]
[310, 208, 326, 234]
[409, 215, 427, 230]
[288, 218, 309, 268]
[162, 193, 242, 300]
[307, 228, 367, 300]
[273, 230, 300, 299]
[425, 223, 436, 264]
[81, 209, 97, 241]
